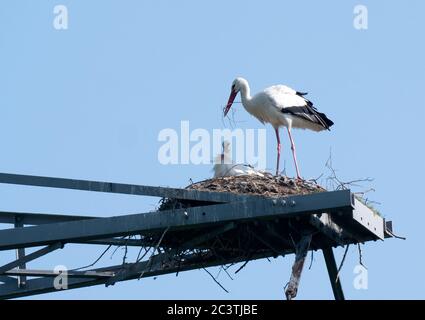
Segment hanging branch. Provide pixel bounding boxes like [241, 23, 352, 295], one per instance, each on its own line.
[136, 245, 150, 263]
[357, 243, 367, 269]
[336, 244, 350, 283]
[71, 244, 112, 271]
[308, 250, 314, 270]
[222, 266, 234, 280]
[203, 267, 229, 293]
[110, 242, 122, 259]
[234, 258, 250, 274]
[122, 237, 130, 265]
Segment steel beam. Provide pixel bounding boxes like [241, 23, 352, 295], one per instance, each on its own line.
[79, 238, 152, 247]
[4, 269, 114, 278]
[0, 212, 174, 247]
[322, 247, 345, 300]
[14, 217, 26, 287]
[0, 276, 16, 285]
[0, 172, 259, 203]
[0, 210, 93, 225]
[0, 250, 275, 299]
[0, 190, 353, 251]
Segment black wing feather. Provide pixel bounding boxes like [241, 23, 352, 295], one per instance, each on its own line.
[281, 98, 334, 130]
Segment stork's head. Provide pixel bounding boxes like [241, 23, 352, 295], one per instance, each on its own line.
[224, 77, 248, 117]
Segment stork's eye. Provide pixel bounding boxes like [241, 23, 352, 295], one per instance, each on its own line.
[232, 84, 235, 90]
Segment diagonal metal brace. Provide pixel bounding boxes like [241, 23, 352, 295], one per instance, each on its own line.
[322, 247, 345, 300]
[0, 242, 64, 275]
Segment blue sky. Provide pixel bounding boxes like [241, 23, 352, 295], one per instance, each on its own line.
[0, 0, 424, 299]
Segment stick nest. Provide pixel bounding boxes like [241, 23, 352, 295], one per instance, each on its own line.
[158, 174, 326, 211]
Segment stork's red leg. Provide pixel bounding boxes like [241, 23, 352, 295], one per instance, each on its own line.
[275, 128, 281, 176]
[287, 128, 302, 179]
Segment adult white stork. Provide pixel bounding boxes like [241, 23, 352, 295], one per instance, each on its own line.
[224, 77, 333, 179]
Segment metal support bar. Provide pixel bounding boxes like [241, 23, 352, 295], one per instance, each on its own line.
[0, 242, 64, 275]
[0, 172, 259, 203]
[80, 238, 152, 247]
[322, 247, 345, 300]
[0, 276, 17, 285]
[4, 269, 114, 278]
[0, 212, 179, 246]
[0, 211, 93, 225]
[0, 250, 274, 299]
[14, 217, 26, 287]
[0, 190, 353, 251]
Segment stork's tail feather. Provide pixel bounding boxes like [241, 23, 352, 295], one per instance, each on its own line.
[296, 91, 308, 96]
[316, 112, 334, 130]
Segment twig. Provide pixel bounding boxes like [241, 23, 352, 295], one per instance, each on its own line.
[282, 160, 287, 177]
[235, 262, 249, 274]
[309, 173, 324, 184]
[138, 227, 170, 279]
[71, 244, 112, 271]
[222, 266, 234, 280]
[336, 244, 350, 283]
[136, 247, 150, 263]
[122, 237, 129, 265]
[203, 268, 229, 293]
[234, 253, 252, 274]
[224, 263, 236, 271]
[289, 233, 296, 249]
[325, 149, 379, 207]
[357, 243, 367, 269]
[364, 198, 382, 206]
[385, 229, 407, 240]
[110, 243, 121, 259]
[175, 253, 184, 277]
[215, 265, 223, 279]
[354, 188, 375, 196]
[308, 250, 314, 270]
[136, 234, 150, 262]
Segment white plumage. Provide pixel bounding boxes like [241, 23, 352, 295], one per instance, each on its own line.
[213, 141, 264, 178]
[224, 77, 333, 178]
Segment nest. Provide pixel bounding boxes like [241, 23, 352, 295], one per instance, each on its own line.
[158, 174, 326, 211]
[152, 176, 338, 266]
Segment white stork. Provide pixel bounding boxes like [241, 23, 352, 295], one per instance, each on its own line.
[213, 141, 264, 178]
[224, 77, 333, 179]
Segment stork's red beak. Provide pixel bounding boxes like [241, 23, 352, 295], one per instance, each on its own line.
[224, 90, 237, 117]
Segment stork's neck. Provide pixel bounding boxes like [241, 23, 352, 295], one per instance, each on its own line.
[239, 81, 253, 110]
